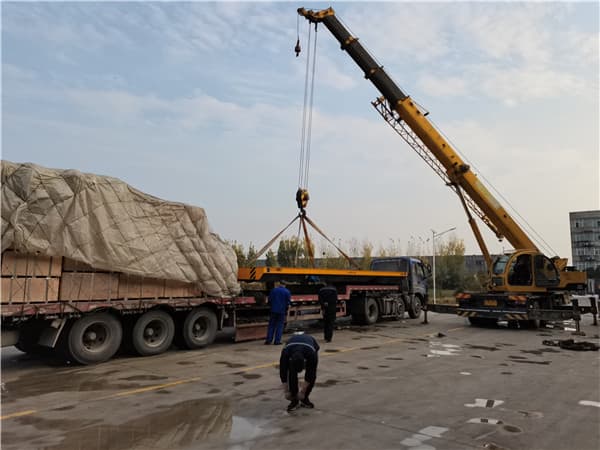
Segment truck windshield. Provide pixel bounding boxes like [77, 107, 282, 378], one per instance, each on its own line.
[371, 259, 409, 272]
[492, 255, 510, 275]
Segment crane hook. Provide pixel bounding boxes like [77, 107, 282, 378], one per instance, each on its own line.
[296, 188, 309, 211]
[294, 38, 301, 57]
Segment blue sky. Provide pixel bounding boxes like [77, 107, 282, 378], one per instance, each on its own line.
[2, 1, 599, 262]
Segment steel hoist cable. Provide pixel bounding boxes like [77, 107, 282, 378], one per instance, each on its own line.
[296, 21, 318, 213]
[247, 21, 357, 269]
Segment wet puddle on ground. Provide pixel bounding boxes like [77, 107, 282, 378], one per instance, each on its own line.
[315, 379, 359, 388]
[520, 348, 561, 356]
[216, 361, 248, 368]
[508, 358, 551, 365]
[465, 344, 499, 352]
[427, 341, 461, 357]
[240, 373, 261, 380]
[119, 375, 168, 381]
[2, 370, 155, 402]
[7, 397, 279, 450]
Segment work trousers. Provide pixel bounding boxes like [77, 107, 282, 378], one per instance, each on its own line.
[266, 312, 285, 344]
[323, 314, 336, 342]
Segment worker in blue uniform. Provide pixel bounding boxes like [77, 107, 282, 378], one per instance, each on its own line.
[265, 282, 291, 345]
[279, 332, 320, 411]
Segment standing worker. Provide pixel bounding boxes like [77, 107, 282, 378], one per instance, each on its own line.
[318, 284, 338, 342]
[265, 282, 291, 345]
[279, 332, 320, 411]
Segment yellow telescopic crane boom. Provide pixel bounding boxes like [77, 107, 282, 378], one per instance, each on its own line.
[298, 7, 586, 297]
[297, 7, 537, 263]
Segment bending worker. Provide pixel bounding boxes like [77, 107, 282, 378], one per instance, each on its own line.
[279, 332, 320, 411]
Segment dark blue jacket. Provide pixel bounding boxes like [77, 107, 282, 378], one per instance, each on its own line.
[318, 285, 338, 317]
[279, 334, 320, 384]
[268, 286, 291, 314]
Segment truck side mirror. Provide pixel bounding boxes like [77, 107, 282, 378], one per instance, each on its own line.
[423, 263, 432, 277]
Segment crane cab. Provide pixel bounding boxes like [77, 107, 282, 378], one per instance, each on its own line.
[489, 251, 560, 293]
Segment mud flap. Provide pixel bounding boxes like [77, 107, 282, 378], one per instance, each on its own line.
[38, 318, 67, 348]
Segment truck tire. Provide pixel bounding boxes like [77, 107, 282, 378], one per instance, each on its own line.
[364, 298, 379, 325]
[407, 296, 422, 319]
[65, 313, 122, 365]
[181, 308, 217, 349]
[131, 310, 175, 356]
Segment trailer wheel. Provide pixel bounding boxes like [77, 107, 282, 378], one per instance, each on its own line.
[66, 313, 122, 365]
[407, 296, 422, 319]
[364, 298, 379, 325]
[131, 310, 175, 356]
[181, 308, 217, 349]
[393, 298, 405, 320]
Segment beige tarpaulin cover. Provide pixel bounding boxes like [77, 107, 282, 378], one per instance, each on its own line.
[1, 160, 241, 297]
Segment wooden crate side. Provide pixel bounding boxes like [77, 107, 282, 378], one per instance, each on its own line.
[1, 252, 28, 276]
[142, 278, 165, 298]
[1, 252, 63, 277]
[118, 274, 165, 299]
[26, 278, 60, 302]
[62, 257, 95, 272]
[59, 273, 119, 301]
[164, 279, 202, 298]
[1, 277, 26, 303]
[28, 255, 52, 277]
[118, 274, 140, 299]
[50, 257, 63, 277]
[1, 277, 59, 303]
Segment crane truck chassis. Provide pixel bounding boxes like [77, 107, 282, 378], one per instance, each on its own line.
[1, 251, 429, 364]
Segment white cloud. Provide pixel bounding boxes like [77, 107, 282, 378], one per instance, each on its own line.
[2, 3, 136, 50]
[416, 74, 468, 98]
[343, 3, 451, 63]
[2, 2, 597, 262]
[458, 3, 554, 65]
[479, 65, 585, 105]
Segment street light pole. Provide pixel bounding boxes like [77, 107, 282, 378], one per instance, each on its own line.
[431, 227, 456, 304]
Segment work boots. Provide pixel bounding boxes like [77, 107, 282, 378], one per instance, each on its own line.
[287, 399, 300, 411]
[300, 398, 314, 408]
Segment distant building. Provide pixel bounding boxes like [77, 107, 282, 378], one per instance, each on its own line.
[570, 210, 600, 271]
[464, 254, 490, 274]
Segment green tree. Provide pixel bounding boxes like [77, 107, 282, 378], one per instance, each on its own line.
[245, 243, 258, 266]
[320, 245, 347, 269]
[265, 249, 277, 267]
[277, 237, 309, 267]
[435, 237, 466, 290]
[230, 241, 247, 267]
[360, 241, 373, 270]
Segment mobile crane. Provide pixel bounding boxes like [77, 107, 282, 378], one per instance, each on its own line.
[297, 7, 587, 327]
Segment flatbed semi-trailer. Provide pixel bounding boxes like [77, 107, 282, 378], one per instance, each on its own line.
[1, 251, 430, 364]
